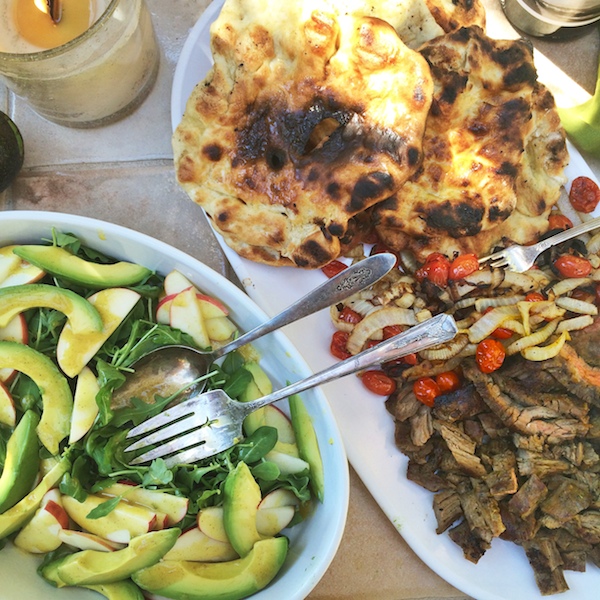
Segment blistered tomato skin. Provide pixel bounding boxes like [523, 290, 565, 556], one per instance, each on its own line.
[413, 377, 440, 407]
[475, 339, 506, 373]
[449, 253, 479, 281]
[362, 370, 396, 396]
[415, 253, 450, 288]
[338, 307, 362, 324]
[548, 214, 573, 231]
[435, 371, 461, 394]
[554, 255, 592, 278]
[525, 291, 545, 302]
[330, 330, 351, 360]
[569, 176, 600, 214]
[321, 260, 347, 278]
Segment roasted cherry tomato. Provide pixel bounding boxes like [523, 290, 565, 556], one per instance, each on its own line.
[554, 254, 592, 278]
[413, 377, 440, 407]
[321, 260, 347, 278]
[435, 370, 461, 394]
[338, 306, 362, 324]
[382, 324, 404, 339]
[548, 214, 573, 231]
[449, 253, 479, 281]
[475, 338, 506, 373]
[362, 370, 397, 396]
[525, 291, 545, 302]
[370, 242, 400, 267]
[401, 352, 418, 366]
[483, 307, 513, 339]
[330, 330, 351, 360]
[415, 253, 450, 287]
[569, 176, 600, 214]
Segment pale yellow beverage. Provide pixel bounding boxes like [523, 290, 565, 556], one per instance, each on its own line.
[0, 0, 159, 127]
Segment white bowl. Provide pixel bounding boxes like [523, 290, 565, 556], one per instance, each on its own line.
[0, 210, 349, 600]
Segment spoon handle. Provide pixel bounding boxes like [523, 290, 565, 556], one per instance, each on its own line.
[242, 313, 458, 413]
[213, 253, 396, 357]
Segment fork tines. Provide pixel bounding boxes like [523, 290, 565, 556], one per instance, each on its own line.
[125, 395, 217, 466]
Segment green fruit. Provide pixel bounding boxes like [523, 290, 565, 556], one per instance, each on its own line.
[0, 112, 24, 193]
[132, 537, 289, 600]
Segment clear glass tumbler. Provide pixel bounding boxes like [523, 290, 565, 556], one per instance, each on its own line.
[501, 0, 600, 36]
[0, 0, 159, 128]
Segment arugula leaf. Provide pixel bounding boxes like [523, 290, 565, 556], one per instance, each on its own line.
[142, 459, 173, 487]
[236, 426, 277, 463]
[86, 495, 122, 520]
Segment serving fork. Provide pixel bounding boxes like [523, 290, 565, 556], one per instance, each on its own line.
[478, 215, 600, 272]
[125, 313, 458, 467]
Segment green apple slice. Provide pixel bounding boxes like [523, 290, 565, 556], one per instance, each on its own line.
[57, 287, 140, 377]
[12, 245, 152, 288]
[0, 342, 72, 455]
[0, 284, 103, 335]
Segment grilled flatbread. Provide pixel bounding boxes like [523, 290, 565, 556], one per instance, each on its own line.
[173, 0, 433, 268]
[373, 26, 569, 261]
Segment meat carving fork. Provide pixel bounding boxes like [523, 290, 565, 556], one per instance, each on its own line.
[478, 215, 600, 272]
[125, 313, 458, 467]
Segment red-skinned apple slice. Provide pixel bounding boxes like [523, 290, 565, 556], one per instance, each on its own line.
[156, 293, 177, 325]
[255, 506, 296, 536]
[205, 316, 237, 342]
[196, 294, 229, 318]
[169, 287, 210, 349]
[13, 489, 68, 553]
[197, 506, 229, 543]
[62, 494, 158, 544]
[58, 529, 125, 552]
[0, 246, 45, 288]
[258, 488, 300, 510]
[163, 270, 196, 296]
[163, 526, 238, 562]
[265, 450, 310, 475]
[0, 381, 16, 427]
[68, 366, 100, 444]
[57, 288, 141, 377]
[0, 314, 27, 384]
[263, 405, 296, 444]
[101, 482, 189, 527]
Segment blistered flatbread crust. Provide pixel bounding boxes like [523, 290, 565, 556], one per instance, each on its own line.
[373, 27, 569, 261]
[173, 0, 433, 268]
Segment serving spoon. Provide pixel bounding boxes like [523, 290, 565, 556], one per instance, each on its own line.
[111, 253, 396, 408]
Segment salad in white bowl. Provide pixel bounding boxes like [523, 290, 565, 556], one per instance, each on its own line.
[0, 211, 349, 600]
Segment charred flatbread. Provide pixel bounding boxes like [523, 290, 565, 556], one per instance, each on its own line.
[173, 0, 434, 268]
[372, 26, 569, 262]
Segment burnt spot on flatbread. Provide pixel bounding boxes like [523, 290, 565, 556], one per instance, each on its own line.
[373, 25, 567, 261]
[424, 199, 485, 238]
[348, 172, 395, 212]
[202, 143, 223, 162]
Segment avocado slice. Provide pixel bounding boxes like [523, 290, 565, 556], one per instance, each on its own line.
[223, 462, 262, 557]
[239, 362, 272, 436]
[0, 341, 72, 455]
[84, 581, 145, 599]
[0, 283, 103, 335]
[288, 394, 325, 502]
[132, 536, 289, 600]
[46, 528, 180, 586]
[13, 245, 152, 288]
[0, 456, 70, 539]
[0, 410, 40, 512]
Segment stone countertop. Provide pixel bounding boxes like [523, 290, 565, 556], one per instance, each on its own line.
[1, 1, 599, 599]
